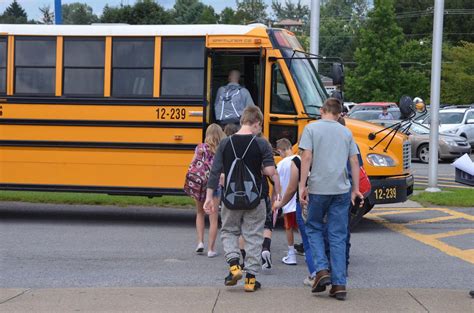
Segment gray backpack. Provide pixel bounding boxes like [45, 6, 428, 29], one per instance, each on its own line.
[222, 136, 262, 210]
[215, 85, 244, 123]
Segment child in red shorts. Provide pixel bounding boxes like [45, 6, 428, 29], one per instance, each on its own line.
[276, 138, 300, 265]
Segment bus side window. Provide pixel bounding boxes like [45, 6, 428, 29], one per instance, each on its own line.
[161, 37, 205, 98]
[63, 38, 105, 97]
[271, 64, 296, 115]
[112, 38, 154, 97]
[15, 36, 56, 95]
[0, 37, 6, 94]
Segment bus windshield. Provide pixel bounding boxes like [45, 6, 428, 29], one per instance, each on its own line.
[283, 50, 327, 115]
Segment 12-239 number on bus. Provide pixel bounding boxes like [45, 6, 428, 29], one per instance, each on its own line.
[156, 108, 186, 120]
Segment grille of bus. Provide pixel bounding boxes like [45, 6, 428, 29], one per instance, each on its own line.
[403, 140, 411, 171]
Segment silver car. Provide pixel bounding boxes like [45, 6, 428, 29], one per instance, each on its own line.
[371, 120, 471, 163]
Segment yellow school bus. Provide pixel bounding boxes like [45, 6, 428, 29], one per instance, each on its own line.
[0, 24, 413, 212]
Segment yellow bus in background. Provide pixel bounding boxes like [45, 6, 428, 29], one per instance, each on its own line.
[0, 24, 413, 217]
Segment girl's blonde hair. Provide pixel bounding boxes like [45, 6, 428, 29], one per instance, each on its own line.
[205, 123, 226, 153]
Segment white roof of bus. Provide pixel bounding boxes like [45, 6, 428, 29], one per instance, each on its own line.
[0, 24, 268, 36]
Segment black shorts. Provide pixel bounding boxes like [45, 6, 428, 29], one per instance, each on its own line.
[263, 195, 273, 231]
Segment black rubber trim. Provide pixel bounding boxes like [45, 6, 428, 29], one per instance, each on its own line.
[0, 119, 203, 128]
[0, 96, 204, 106]
[0, 183, 185, 196]
[0, 140, 196, 150]
[368, 174, 414, 205]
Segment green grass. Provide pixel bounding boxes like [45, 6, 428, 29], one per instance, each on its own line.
[410, 188, 474, 207]
[0, 191, 194, 207]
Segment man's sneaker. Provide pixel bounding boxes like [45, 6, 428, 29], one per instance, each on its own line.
[311, 269, 331, 293]
[303, 276, 315, 287]
[244, 277, 261, 292]
[224, 265, 242, 286]
[261, 250, 272, 270]
[329, 285, 347, 300]
[195, 242, 204, 255]
[294, 243, 305, 256]
[281, 252, 297, 265]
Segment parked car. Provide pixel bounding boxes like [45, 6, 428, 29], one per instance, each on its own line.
[370, 120, 471, 163]
[421, 105, 474, 148]
[348, 107, 401, 121]
[343, 102, 357, 112]
[349, 102, 398, 114]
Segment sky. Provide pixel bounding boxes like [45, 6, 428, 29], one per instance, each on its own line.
[0, 0, 314, 20]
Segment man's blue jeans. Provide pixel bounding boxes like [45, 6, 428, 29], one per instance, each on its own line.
[305, 192, 350, 286]
[295, 202, 316, 276]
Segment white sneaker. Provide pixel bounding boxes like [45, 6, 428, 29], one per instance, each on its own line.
[195, 242, 204, 255]
[207, 250, 218, 258]
[261, 250, 272, 271]
[303, 276, 315, 287]
[282, 252, 297, 265]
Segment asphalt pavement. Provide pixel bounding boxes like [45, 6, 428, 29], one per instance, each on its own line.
[1, 201, 472, 290]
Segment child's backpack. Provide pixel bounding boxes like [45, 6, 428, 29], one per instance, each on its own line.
[222, 136, 262, 210]
[183, 144, 212, 202]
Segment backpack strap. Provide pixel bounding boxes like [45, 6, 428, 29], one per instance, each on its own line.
[226, 135, 257, 189]
[229, 135, 256, 159]
[241, 135, 256, 159]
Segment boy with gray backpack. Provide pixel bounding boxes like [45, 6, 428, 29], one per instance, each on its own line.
[214, 70, 255, 126]
[204, 106, 281, 292]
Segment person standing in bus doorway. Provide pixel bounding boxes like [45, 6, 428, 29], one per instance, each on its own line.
[298, 98, 363, 301]
[214, 70, 255, 126]
[184, 124, 226, 258]
[204, 106, 281, 292]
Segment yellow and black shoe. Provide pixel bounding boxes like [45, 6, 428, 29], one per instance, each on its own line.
[224, 265, 243, 286]
[244, 277, 261, 292]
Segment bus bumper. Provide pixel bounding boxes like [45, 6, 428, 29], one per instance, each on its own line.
[368, 174, 414, 205]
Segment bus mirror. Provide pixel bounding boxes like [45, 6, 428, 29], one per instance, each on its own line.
[332, 63, 344, 86]
[399, 95, 415, 120]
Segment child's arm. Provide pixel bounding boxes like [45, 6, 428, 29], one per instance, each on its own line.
[349, 154, 364, 207]
[299, 149, 312, 206]
[273, 162, 298, 211]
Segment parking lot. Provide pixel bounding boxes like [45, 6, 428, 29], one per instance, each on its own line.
[1, 200, 472, 290]
[411, 155, 473, 189]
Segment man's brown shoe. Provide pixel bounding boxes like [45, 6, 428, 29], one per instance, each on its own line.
[329, 285, 347, 300]
[311, 270, 331, 293]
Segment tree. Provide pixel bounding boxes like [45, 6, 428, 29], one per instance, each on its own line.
[199, 5, 218, 24]
[318, 0, 369, 62]
[101, 4, 134, 23]
[271, 0, 309, 23]
[394, 0, 474, 44]
[0, 0, 28, 24]
[39, 5, 54, 24]
[62, 3, 98, 24]
[220, 7, 238, 24]
[235, 0, 268, 24]
[398, 39, 431, 102]
[101, 0, 172, 24]
[173, 0, 217, 24]
[131, 0, 173, 24]
[345, 0, 405, 102]
[441, 41, 474, 104]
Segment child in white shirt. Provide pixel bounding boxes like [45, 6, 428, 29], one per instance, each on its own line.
[276, 138, 300, 265]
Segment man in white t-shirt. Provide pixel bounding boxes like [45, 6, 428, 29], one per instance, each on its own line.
[276, 138, 300, 265]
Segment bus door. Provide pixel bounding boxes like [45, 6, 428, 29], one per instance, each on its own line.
[208, 49, 265, 124]
[264, 53, 301, 148]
